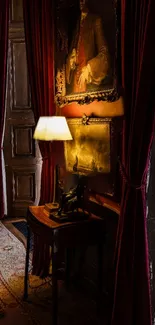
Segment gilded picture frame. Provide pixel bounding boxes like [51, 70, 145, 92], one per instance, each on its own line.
[63, 116, 121, 197]
[54, 0, 119, 107]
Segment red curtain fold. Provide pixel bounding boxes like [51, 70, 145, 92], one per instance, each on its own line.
[23, 0, 55, 205]
[112, 0, 155, 324]
[0, 1, 9, 219]
[23, 0, 56, 276]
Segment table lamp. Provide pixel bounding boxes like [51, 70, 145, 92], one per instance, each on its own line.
[33, 116, 73, 218]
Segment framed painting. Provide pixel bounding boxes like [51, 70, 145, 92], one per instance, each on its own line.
[54, 0, 120, 107]
[64, 117, 111, 175]
[63, 116, 122, 197]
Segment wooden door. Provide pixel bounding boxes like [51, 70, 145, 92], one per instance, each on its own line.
[4, 0, 41, 218]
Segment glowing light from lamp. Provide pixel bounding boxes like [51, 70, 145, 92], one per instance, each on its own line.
[33, 116, 73, 141]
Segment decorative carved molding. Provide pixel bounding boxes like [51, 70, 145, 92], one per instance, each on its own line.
[9, 26, 25, 39]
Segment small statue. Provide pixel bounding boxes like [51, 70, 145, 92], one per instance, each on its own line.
[58, 177, 87, 216]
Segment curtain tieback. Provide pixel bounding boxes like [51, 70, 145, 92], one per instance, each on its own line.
[118, 157, 145, 190]
[1, 147, 3, 150]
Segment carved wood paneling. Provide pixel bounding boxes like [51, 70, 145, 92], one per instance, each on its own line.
[13, 170, 35, 202]
[10, 0, 23, 22]
[12, 126, 35, 157]
[4, 0, 42, 217]
[10, 40, 30, 110]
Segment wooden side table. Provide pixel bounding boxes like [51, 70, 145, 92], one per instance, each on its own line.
[23, 205, 105, 325]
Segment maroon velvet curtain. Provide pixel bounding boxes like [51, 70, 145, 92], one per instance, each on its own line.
[23, 0, 55, 204]
[0, 1, 9, 219]
[112, 1, 155, 324]
[23, 0, 56, 276]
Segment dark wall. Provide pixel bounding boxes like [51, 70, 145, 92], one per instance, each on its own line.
[81, 201, 118, 318]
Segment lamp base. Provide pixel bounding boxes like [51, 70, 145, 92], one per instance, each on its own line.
[49, 210, 89, 223]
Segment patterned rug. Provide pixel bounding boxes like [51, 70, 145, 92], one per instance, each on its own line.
[0, 221, 104, 325]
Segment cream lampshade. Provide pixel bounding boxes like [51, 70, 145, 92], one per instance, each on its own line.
[33, 116, 73, 141]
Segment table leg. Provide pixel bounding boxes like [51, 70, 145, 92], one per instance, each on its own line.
[65, 248, 71, 290]
[52, 242, 58, 325]
[23, 223, 30, 300]
[97, 242, 103, 315]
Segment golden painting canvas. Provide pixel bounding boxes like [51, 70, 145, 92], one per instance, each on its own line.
[64, 118, 111, 175]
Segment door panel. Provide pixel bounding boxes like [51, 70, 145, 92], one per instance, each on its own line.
[13, 125, 34, 156]
[12, 41, 30, 108]
[10, 0, 23, 22]
[4, 0, 41, 218]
